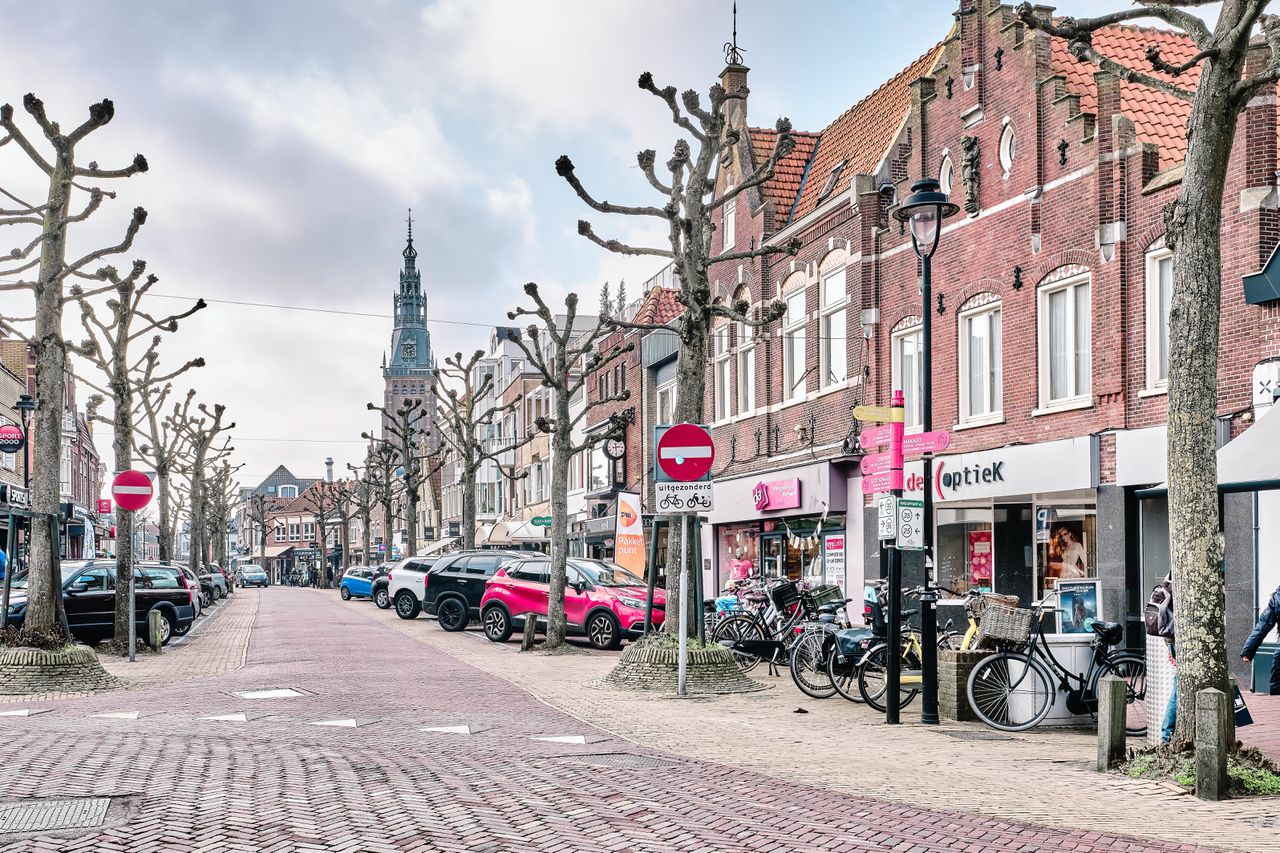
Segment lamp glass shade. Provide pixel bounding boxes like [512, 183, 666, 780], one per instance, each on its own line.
[909, 206, 939, 250]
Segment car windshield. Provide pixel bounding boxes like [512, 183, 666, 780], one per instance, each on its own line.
[241, 566, 265, 574]
[570, 560, 644, 587]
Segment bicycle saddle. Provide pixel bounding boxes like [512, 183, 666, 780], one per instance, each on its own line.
[817, 599, 852, 614]
[1089, 620, 1123, 646]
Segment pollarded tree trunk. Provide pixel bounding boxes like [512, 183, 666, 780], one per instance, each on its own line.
[460, 448, 478, 550]
[156, 466, 173, 563]
[546, 413, 573, 646]
[111, 360, 135, 644]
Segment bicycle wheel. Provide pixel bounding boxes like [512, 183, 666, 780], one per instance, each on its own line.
[710, 615, 766, 673]
[826, 644, 864, 703]
[857, 642, 920, 713]
[1095, 653, 1148, 737]
[967, 651, 1055, 732]
[937, 630, 960, 651]
[789, 631, 836, 699]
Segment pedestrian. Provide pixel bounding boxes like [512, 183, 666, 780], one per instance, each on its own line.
[1143, 574, 1177, 743]
[1241, 582, 1280, 695]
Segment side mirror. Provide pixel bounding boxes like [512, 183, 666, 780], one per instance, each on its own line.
[67, 582, 89, 595]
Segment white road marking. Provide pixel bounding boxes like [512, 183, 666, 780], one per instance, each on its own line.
[309, 718, 359, 728]
[530, 735, 606, 745]
[0, 709, 50, 717]
[91, 711, 140, 720]
[233, 688, 306, 699]
[202, 712, 248, 722]
[420, 725, 476, 734]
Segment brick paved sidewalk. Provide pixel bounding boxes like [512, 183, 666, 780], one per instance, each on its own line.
[0, 589, 1247, 852]
[362, 597, 1279, 852]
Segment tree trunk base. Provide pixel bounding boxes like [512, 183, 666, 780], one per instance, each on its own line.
[601, 637, 764, 695]
[0, 644, 127, 695]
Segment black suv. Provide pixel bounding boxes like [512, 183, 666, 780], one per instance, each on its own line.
[423, 550, 523, 631]
[6, 560, 195, 646]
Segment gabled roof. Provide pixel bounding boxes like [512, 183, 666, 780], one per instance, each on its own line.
[632, 286, 682, 326]
[747, 129, 820, 218]
[791, 43, 945, 220]
[1052, 24, 1199, 166]
[251, 465, 318, 498]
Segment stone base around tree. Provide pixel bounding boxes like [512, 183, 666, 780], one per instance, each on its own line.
[601, 638, 765, 695]
[0, 644, 127, 695]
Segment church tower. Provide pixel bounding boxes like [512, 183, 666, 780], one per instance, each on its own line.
[382, 211, 438, 449]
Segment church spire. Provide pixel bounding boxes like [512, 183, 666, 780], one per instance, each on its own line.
[403, 208, 418, 266]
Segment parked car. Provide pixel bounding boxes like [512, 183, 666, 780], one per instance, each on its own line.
[422, 550, 523, 631]
[339, 566, 376, 600]
[480, 558, 663, 650]
[201, 568, 229, 599]
[208, 563, 233, 595]
[235, 565, 269, 588]
[388, 558, 433, 619]
[370, 564, 393, 609]
[4, 560, 195, 646]
[175, 565, 204, 623]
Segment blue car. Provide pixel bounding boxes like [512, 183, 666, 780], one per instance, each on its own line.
[339, 566, 375, 601]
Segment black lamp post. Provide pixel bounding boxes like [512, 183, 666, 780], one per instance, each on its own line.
[14, 394, 34, 492]
[894, 178, 958, 726]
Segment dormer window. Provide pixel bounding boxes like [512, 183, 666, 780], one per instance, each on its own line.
[817, 160, 848, 203]
[278, 485, 298, 498]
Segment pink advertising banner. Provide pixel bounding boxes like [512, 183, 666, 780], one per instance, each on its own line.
[752, 478, 801, 512]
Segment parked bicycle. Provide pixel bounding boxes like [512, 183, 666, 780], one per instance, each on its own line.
[966, 591, 1147, 734]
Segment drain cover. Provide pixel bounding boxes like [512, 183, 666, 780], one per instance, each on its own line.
[565, 753, 680, 769]
[0, 798, 110, 834]
[231, 688, 308, 699]
[937, 730, 1011, 741]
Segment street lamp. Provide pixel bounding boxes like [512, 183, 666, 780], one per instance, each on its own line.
[893, 178, 958, 726]
[14, 394, 34, 492]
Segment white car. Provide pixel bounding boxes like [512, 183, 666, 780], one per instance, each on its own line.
[389, 557, 438, 619]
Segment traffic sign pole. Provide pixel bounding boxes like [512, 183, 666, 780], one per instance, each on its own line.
[886, 390, 904, 725]
[112, 470, 154, 664]
[127, 509, 136, 663]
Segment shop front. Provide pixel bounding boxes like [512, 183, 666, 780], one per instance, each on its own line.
[707, 461, 857, 597]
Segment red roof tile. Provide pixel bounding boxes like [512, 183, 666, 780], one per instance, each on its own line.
[632, 286, 682, 325]
[747, 128, 820, 217]
[1052, 24, 1199, 165]
[792, 43, 944, 220]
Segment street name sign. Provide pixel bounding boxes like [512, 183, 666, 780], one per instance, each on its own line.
[858, 424, 893, 449]
[861, 469, 904, 495]
[861, 452, 894, 476]
[112, 470, 153, 511]
[902, 430, 952, 455]
[655, 423, 715, 482]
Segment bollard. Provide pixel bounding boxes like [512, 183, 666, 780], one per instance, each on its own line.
[147, 610, 163, 653]
[1194, 688, 1230, 801]
[1096, 675, 1127, 771]
[520, 613, 537, 652]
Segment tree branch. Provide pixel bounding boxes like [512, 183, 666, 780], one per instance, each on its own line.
[717, 237, 801, 265]
[554, 155, 668, 218]
[638, 72, 708, 144]
[711, 118, 795, 209]
[576, 219, 674, 258]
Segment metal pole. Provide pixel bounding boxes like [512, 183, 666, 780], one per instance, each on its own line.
[693, 516, 705, 643]
[128, 510, 136, 663]
[886, 389, 905, 725]
[920, 251, 939, 725]
[1, 512, 15, 630]
[677, 511, 688, 696]
[643, 517, 661, 635]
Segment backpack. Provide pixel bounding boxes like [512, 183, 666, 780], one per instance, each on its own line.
[1144, 576, 1175, 638]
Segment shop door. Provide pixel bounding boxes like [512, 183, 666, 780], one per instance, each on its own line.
[993, 504, 1034, 607]
[761, 535, 784, 579]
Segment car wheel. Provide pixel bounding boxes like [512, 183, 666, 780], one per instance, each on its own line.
[149, 610, 174, 646]
[437, 598, 469, 632]
[172, 620, 192, 637]
[340, 586, 351, 601]
[394, 591, 421, 620]
[213, 585, 224, 600]
[586, 612, 621, 650]
[200, 590, 213, 609]
[482, 606, 513, 643]
[374, 588, 390, 609]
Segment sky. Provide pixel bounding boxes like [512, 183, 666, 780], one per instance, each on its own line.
[0, 0, 1136, 493]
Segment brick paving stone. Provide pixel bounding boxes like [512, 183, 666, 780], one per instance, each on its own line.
[0, 588, 1259, 852]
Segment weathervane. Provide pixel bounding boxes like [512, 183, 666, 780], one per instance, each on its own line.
[723, 2, 746, 65]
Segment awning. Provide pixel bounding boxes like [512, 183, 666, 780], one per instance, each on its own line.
[263, 544, 295, 558]
[1137, 406, 1280, 497]
[509, 521, 548, 542]
[485, 522, 513, 546]
[421, 536, 460, 556]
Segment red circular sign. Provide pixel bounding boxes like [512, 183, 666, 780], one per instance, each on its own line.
[112, 469, 154, 511]
[0, 424, 24, 454]
[656, 423, 715, 482]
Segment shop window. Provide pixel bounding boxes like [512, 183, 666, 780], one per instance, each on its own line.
[782, 289, 807, 401]
[820, 267, 848, 387]
[737, 320, 755, 415]
[1037, 504, 1097, 599]
[891, 324, 923, 429]
[713, 323, 730, 421]
[959, 303, 1002, 423]
[1145, 247, 1173, 391]
[656, 380, 676, 425]
[718, 523, 760, 584]
[936, 508, 994, 594]
[1037, 272, 1091, 408]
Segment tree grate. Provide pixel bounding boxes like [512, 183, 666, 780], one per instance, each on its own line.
[563, 753, 680, 769]
[0, 798, 111, 834]
[937, 730, 1012, 741]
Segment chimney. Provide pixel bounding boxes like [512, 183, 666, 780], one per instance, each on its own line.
[325, 457, 334, 482]
[719, 2, 749, 134]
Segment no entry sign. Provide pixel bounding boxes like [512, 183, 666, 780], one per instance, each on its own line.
[0, 424, 24, 454]
[112, 469, 154, 511]
[656, 423, 715, 482]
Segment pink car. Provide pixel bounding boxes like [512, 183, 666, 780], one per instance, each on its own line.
[480, 558, 665, 649]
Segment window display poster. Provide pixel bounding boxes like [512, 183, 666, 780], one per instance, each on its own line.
[823, 534, 845, 588]
[720, 523, 759, 581]
[968, 531, 992, 585]
[1042, 519, 1089, 583]
[1057, 579, 1100, 634]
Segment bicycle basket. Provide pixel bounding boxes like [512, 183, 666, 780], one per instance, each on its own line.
[977, 603, 1033, 647]
[970, 592, 1020, 619]
[809, 584, 844, 607]
[770, 579, 801, 609]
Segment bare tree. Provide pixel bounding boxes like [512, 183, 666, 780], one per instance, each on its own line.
[202, 460, 240, 570]
[345, 463, 376, 567]
[245, 492, 274, 569]
[77, 264, 204, 647]
[0, 95, 149, 635]
[135, 384, 196, 562]
[330, 479, 359, 572]
[302, 481, 340, 587]
[557, 71, 796, 634]
[364, 440, 401, 561]
[506, 283, 632, 649]
[434, 351, 536, 550]
[1016, 0, 1275, 749]
[173, 403, 233, 578]
[365, 399, 438, 556]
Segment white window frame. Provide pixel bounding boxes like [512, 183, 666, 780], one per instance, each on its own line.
[722, 192, 736, 252]
[1145, 247, 1173, 393]
[999, 119, 1016, 178]
[939, 152, 954, 197]
[713, 324, 731, 422]
[303, 521, 315, 539]
[891, 324, 923, 430]
[288, 522, 300, 542]
[736, 320, 755, 415]
[278, 484, 298, 498]
[657, 379, 676, 425]
[1037, 272, 1092, 410]
[819, 267, 848, 389]
[782, 289, 807, 402]
[958, 302, 1003, 425]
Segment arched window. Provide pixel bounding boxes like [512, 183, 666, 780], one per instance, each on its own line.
[733, 286, 755, 415]
[1036, 266, 1091, 409]
[780, 272, 807, 402]
[939, 152, 954, 197]
[999, 120, 1016, 178]
[818, 251, 849, 388]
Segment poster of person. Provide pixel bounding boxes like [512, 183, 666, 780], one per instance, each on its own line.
[1042, 520, 1089, 584]
[720, 524, 759, 582]
[1057, 580, 1100, 634]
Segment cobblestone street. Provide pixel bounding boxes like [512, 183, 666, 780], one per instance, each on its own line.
[0, 589, 1268, 852]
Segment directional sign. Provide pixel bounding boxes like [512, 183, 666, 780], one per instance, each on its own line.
[861, 469, 904, 495]
[861, 452, 895, 476]
[852, 405, 894, 423]
[111, 470, 153, 511]
[858, 424, 893, 449]
[0, 424, 24, 454]
[655, 423, 714, 482]
[877, 496, 897, 541]
[902, 430, 952, 456]
[896, 499, 924, 550]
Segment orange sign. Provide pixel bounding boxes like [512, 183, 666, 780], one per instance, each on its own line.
[614, 491, 645, 577]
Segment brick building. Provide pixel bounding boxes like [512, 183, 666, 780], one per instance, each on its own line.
[691, 0, 1280, 695]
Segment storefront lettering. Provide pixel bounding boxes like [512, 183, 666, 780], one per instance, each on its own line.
[934, 460, 1005, 499]
[752, 478, 801, 512]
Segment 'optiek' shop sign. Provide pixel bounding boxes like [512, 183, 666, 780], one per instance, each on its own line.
[903, 436, 1095, 502]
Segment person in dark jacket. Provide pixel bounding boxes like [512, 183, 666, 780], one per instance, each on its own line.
[1241, 584, 1280, 695]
